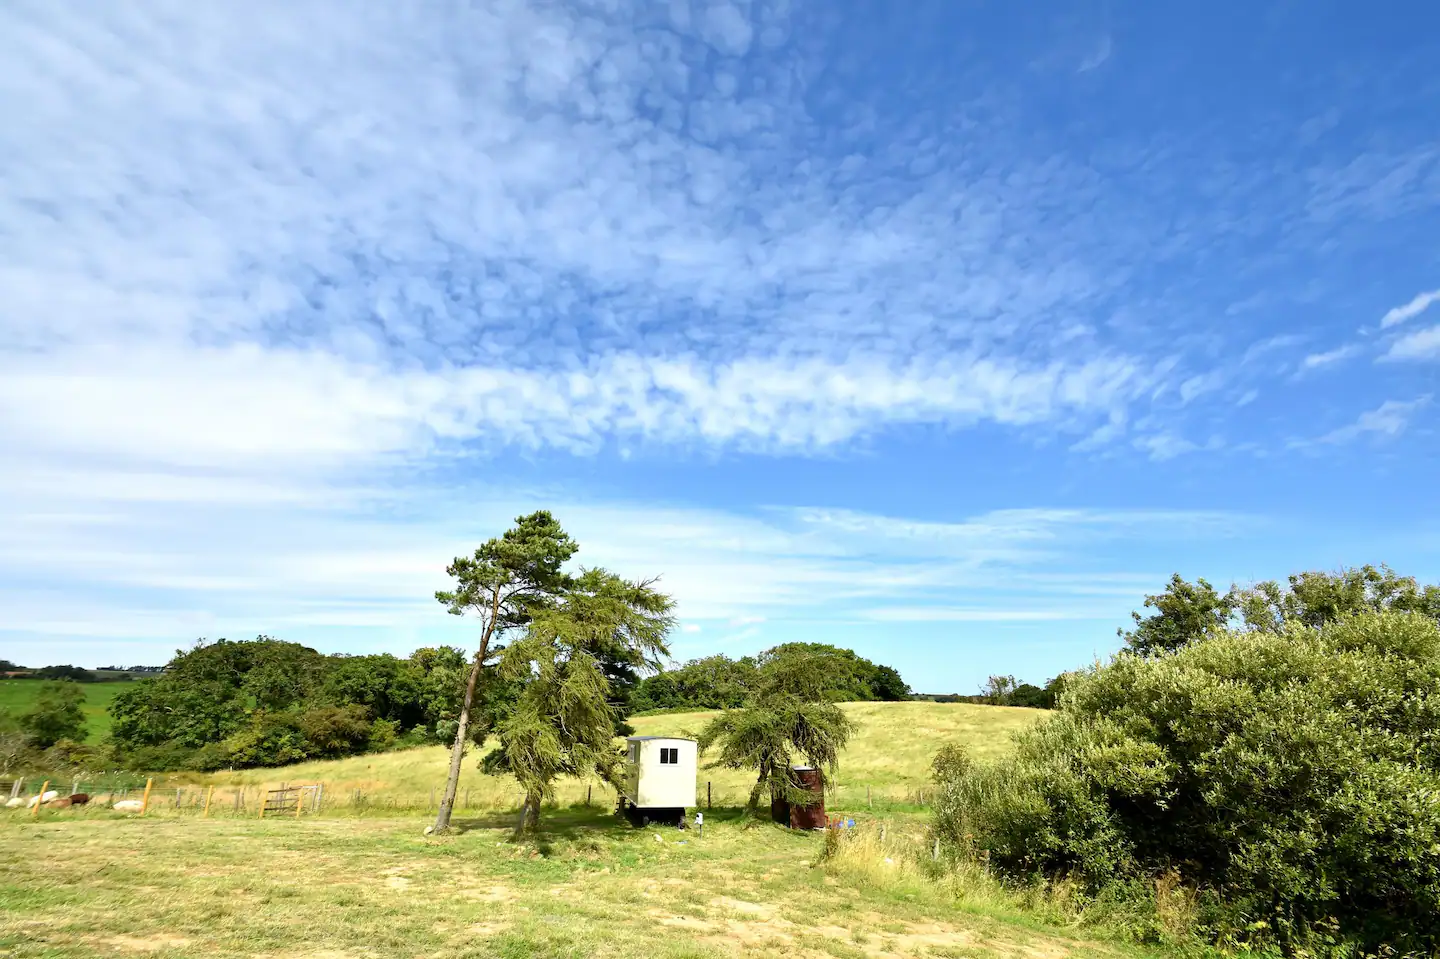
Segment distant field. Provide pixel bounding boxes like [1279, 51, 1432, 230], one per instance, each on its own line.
[0, 679, 131, 742]
[191, 701, 1046, 811]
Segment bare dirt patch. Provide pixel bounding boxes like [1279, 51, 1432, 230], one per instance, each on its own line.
[102, 933, 192, 953]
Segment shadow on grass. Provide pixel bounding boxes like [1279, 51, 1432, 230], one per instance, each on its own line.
[449, 803, 773, 850]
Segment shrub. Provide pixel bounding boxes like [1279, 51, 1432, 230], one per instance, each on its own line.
[933, 611, 1440, 955]
[20, 680, 88, 748]
[295, 704, 372, 758]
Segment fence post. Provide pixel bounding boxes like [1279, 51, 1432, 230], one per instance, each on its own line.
[203, 786, 214, 819]
[316, 783, 324, 813]
[707, 781, 712, 809]
[140, 778, 154, 816]
[295, 788, 305, 819]
[32, 780, 50, 819]
[175, 788, 182, 808]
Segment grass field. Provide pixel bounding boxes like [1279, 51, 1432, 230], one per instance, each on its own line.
[185, 701, 1046, 811]
[0, 679, 130, 742]
[0, 807, 1161, 959]
[0, 702, 1198, 958]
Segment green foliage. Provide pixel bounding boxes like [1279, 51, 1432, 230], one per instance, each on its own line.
[934, 611, 1440, 954]
[633, 644, 908, 712]
[106, 638, 493, 770]
[1122, 564, 1440, 656]
[20, 680, 87, 748]
[930, 743, 972, 784]
[487, 568, 675, 831]
[697, 646, 859, 810]
[1120, 573, 1237, 656]
[30, 664, 98, 682]
[632, 654, 758, 711]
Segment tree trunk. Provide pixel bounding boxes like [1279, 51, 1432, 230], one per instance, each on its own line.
[747, 773, 766, 812]
[432, 631, 493, 833]
[524, 789, 541, 832]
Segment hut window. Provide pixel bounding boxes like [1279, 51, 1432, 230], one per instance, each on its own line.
[659, 747, 678, 764]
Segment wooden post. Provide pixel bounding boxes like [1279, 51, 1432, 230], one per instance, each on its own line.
[175, 787, 182, 808]
[295, 788, 305, 819]
[140, 778, 154, 816]
[203, 785, 214, 819]
[707, 781, 712, 809]
[586, 785, 591, 807]
[316, 783, 324, 813]
[259, 789, 267, 819]
[32, 780, 50, 819]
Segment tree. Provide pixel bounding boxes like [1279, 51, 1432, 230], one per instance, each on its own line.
[488, 569, 675, 832]
[1120, 573, 1237, 656]
[1237, 563, 1440, 632]
[20, 680, 87, 748]
[868, 664, 910, 701]
[430, 511, 579, 833]
[980, 674, 1017, 704]
[698, 648, 858, 812]
[1121, 566, 1440, 658]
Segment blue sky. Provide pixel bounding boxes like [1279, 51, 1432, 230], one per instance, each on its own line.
[2, 1, 1438, 693]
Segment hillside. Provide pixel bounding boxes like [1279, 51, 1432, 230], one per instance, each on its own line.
[0, 678, 130, 742]
[193, 701, 1045, 809]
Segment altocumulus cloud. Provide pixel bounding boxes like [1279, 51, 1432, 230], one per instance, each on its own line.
[0, 0, 1400, 666]
[1, 0, 1208, 475]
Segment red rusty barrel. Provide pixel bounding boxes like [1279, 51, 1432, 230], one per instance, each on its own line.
[788, 766, 826, 830]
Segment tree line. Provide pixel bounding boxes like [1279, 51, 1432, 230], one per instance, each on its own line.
[631, 644, 909, 713]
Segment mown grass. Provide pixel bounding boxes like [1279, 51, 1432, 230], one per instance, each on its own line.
[0, 804, 1166, 959]
[0, 679, 130, 742]
[182, 701, 1045, 812]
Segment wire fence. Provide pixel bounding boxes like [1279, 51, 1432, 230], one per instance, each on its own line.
[5, 776, 941, 821]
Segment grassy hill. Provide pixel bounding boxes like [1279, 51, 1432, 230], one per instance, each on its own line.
[192, 701, 1045, 811]
[1, 701, 1163, 959]
[0, 678, 130, 742]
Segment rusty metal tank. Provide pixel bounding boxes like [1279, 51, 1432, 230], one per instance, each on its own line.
[788, 766, 826, 830]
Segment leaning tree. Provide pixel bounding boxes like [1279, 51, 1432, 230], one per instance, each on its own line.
[485, 568, 675, 832]
[430, 511, 578, 834]
[697, 647, 857, 812]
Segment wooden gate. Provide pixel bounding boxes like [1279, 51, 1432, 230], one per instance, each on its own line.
[259, 784, 321, 819]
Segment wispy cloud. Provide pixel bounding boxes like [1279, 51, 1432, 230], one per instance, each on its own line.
[1380, 289, 1440, 329]
[1297, 397, 1432, 447]
[1382, 326, 1440, 362]
[1300, 345, 1360, 371]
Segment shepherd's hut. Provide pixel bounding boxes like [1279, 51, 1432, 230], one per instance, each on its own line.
[618, 736, 696, 826]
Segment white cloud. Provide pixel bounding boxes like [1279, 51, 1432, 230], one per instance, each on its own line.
[1300, 345, 1360, 370]
[0, 343, 1155, 472]
[1303, 396, 1432, 446]
[1381, 289, 1440, 329]
[1382, 325, 1440, 362]
[680, 623, 702, 634]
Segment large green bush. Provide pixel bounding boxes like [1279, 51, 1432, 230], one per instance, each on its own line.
[934, 611, 1440, 954]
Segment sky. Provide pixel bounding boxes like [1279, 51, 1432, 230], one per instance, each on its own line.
[2, 1, 1439, 694]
